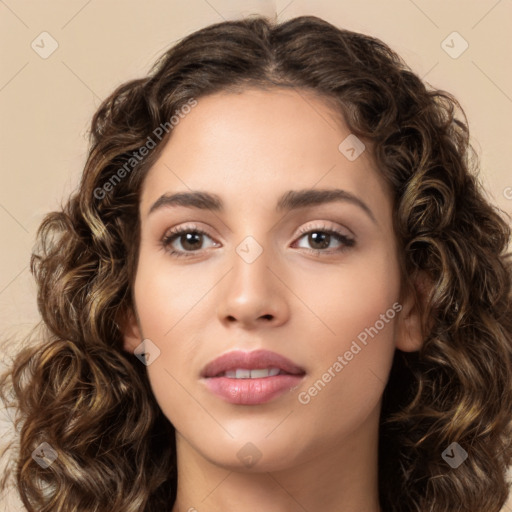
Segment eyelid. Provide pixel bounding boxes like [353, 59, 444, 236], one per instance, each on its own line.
[161, 223, 218, 247]
[295, 220, 353, 239]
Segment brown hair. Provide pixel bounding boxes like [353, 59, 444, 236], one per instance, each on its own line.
[1, 15, 511, 512]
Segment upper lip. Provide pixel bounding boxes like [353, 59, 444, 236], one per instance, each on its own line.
[201, 349, 306, 378]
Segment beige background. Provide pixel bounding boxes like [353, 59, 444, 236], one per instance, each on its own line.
[0, 0, 511, 510]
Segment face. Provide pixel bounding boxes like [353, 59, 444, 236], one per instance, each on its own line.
[122, 87, 422, 472]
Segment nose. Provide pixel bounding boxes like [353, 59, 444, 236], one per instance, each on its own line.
[216, 242, 289, 330]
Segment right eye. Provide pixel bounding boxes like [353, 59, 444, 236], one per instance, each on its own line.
[161, 225, 219, 258]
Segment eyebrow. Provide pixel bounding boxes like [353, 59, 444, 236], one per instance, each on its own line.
[148, 188, 377, 224]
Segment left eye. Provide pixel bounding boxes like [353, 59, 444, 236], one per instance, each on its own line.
[294, 228, 355, 253]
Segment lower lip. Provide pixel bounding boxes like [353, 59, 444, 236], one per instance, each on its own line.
[203, 375, 305, 405]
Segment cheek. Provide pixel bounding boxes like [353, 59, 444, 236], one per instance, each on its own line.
[134, 249, 212, 337]
[290, 250, 401, 420]
[132, 253, 215, 425]
[290, 245, 401, 357]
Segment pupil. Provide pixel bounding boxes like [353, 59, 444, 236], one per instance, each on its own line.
[310, 232, 329, 249]
[183, 233, 201, 250]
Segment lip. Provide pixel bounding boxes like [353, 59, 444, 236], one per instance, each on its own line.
[201, 349, 306, 405]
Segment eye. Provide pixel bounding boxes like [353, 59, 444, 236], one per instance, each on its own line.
[293, 223, 355, 255]
[161, 225, 218, 258]
[160, 222, 356, 259]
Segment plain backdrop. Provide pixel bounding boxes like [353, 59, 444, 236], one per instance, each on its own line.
[1, 1, 511, 510]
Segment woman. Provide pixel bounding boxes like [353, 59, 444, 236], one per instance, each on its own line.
[1, 15, 511, 512]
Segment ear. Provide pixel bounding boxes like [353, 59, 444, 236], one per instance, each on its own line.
[395, 270, 432, 353]
[117, 307, 142, 354]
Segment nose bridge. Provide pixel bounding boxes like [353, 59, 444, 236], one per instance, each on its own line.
[226, 198, 276, 275]
[215, 227, 288, 326]
[231, 231, 274, 293]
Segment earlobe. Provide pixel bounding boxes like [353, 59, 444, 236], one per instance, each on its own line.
[395, 271, 432, 353]
[117, 307, 142, 354]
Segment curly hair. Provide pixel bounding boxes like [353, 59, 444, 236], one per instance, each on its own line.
[1, 14, 511, 512]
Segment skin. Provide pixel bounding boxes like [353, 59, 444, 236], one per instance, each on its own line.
[122, 87, 424, 512]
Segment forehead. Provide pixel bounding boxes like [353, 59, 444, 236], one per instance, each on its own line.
[140, 87, 391, 220]
[157, 87, 350, 162]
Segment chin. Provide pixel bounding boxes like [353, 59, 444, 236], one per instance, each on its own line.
[191, 430, 309, 473]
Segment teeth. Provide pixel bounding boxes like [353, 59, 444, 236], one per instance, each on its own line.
[222, 368, 281, 379]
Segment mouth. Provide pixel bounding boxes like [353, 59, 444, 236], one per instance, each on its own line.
[215, 368, 284, 378]
[200, 349, 306, 405]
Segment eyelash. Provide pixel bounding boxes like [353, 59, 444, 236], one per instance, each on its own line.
[161, 223, 355, 259]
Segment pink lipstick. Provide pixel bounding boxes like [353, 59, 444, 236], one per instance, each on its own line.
[201, 349, 306, 405]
